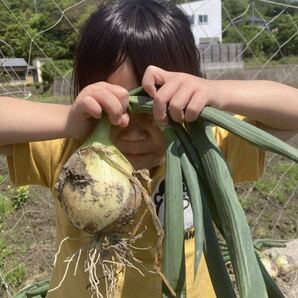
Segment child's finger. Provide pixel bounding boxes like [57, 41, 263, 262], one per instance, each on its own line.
[86, 89, 125, 125]
[80, 96, 102, 119]
[153, 80, 180, 124]
[184, 91, 205, 122]
[107, 84, 129, 112]
[142, 65, 170, 97]
[89, 82, 129, 113]
[168, 86, 195, 123]
[119, 113, 130, 128]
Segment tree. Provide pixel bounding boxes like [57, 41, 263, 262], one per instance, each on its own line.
[273, 14, 298, 57]
[0, 0, 100, 62]
[223, 24, 278, 59]
[222, 0, 249, 20]
[41, 59, 73, 91]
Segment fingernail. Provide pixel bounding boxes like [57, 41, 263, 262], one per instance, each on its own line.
[162, 115, 169, 125]
[115, 118, 121, 126]
[146, 86, 156, 97]
[120, 114, 130, 127]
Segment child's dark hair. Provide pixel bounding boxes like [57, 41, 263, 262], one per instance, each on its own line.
[73, 0, 201, 97]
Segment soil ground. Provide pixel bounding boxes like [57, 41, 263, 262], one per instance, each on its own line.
[0, 136, 297, 298]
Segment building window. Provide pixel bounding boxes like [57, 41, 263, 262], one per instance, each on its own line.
[187, 14, 194, 25]
[198, 15, 208, 24]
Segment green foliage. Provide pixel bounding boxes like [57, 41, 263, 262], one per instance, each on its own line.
[5, 263, 27, 287]
[256, 160, 298, 205]
[0, 175, 6, 185]
[0, 0, 100, 61]
[222, 1, 298, 61]
[224, 24, 279, 59]
[222, 0, 249, 20]
[0, 239, 11, 267]
[273, 15, 298, 57]
[7, 186, 30, 210]
[41, 59, 73, 91]
[0, 0, 297, 75]
[0, 193, 13, 220]
[0, 72, 11, 83]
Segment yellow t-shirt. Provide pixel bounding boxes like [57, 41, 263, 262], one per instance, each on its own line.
[7, 119, 265, 298]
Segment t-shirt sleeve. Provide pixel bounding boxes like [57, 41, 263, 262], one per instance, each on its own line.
[213, 116, 266, 183]
[7, 139, 80, 188]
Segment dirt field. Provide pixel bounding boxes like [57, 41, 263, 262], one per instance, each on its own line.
[0, 135, 297, 297]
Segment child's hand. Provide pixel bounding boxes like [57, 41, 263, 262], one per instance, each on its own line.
[142, 65, 218, 125]
[68, 82, 129, 139]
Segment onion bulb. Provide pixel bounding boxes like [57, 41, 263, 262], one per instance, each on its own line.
[260, 256, 278, 278]
[56, 115, 142, 234]
[274, 254, 295, 276]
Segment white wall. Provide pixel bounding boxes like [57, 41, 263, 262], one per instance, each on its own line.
[33, 58, 49, 83]
[178, 0, 222, 45]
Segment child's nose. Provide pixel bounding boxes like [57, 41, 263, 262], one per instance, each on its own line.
[120, 126, 147, 142]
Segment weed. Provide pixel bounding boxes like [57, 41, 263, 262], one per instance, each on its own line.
[239, 192, 258, 210]
[5, 263, 26, 287]
[0, 193, 13, 220]
[0, 238, 11, 267]
[7, 186, 30, 210]
[255, 160, 298, 205]
[256, 177, 277, 194]
[0, 175, 6, 185]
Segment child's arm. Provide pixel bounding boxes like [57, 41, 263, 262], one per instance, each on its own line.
[0, 97, 71, 146]
[142, 66, 298, 140]
[211, 80, 298, 131]
[0, 82, 129, 151]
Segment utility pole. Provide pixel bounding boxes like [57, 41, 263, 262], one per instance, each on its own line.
[33, 0, 37, 13]
[251, 0, 255, 24]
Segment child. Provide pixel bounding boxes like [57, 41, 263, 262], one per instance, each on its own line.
[0, 0, 297, 297]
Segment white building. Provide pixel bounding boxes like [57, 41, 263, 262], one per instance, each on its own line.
[178, 0, 222, 45]
[33, 57, 50, 83]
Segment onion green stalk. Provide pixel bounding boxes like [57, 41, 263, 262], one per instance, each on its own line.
[171, 124, 204, 277]
[162, 126, 186, 298]
[187, 120, 268, 298]
[128, 91, 298, 163]
[128, 87, 292, 297]
[172, 122, 236, 297]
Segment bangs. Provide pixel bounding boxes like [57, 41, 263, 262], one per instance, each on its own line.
[73, 0, 201, 98]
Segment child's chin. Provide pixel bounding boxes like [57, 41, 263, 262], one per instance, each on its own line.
[130, 158, 165, 173]
[125, 154, 148, 169]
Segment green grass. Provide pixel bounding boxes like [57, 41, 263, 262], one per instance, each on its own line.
[0, 238, 11, 267]
[245, 55, 298, 67]
[239, 192, 258, 211]
[238, 154, 298, 239]
[255, 160, 298, 205]
[29, 94, 71, 104]
[0, 186, 30, 218]
[0, 193, 13, 220]
[7, 186, 30, 210]
[5, 263, 27, 287]
[0, 175, 6, 185]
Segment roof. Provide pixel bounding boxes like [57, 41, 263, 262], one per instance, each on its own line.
[0, 58, 28, 68]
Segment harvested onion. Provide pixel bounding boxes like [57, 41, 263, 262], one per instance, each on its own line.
[56, 115, 142, 234]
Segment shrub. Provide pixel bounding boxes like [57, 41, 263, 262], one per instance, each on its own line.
[41, 59, 73, 91]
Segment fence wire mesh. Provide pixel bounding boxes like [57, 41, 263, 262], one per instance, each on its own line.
[0, 0, 297, 297]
